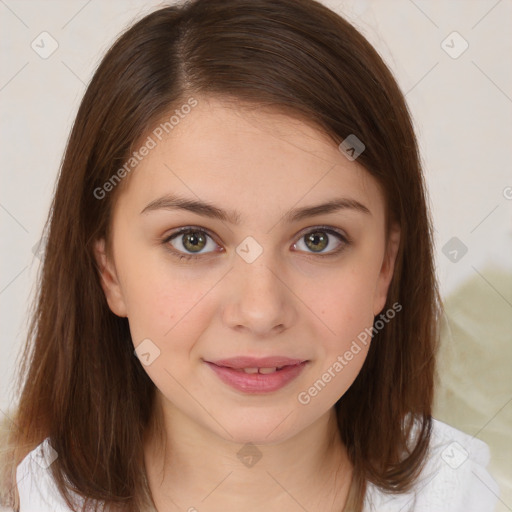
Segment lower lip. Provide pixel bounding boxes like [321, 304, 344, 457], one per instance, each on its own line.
[205, 361, 307, 393]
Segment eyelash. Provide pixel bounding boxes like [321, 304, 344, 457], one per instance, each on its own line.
[162, 225, 351, 262]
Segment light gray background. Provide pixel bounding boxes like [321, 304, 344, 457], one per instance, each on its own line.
[1, 0, 511, 510]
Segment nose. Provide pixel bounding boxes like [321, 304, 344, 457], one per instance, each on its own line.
[221, 248, 297, 338]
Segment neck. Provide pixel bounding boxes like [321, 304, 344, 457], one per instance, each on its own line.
[143, 393, 353, 512]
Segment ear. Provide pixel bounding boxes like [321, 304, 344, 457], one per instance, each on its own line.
[373, 224, 401, 316]
[93, 238, 128, 317]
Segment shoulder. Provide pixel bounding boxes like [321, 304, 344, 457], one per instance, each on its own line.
[364, 418, 500, 512]
[15, 438, 92, 512]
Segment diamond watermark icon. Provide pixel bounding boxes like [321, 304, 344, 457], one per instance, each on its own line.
[441, 31, 469, 59]
[237, 443, 263, 468]
[442, 236, 468, 263]
[31, 31, 59, 59]
[236, 236, 263, 264]
[339, 134, 365, 161]
[441, 441, 469, 469]
[31, 439, 58, 469]
[134, 338, 161, 366]
[32, 234, 48, 260]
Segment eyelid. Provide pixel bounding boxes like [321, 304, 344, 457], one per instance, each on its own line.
[294, 224, 350, 244]
[163, 225, 218, 243]
[162, 225, 222, 257]
[291, 225, 350, 258]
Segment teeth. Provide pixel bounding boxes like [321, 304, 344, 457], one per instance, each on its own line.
[239, 367, 279, 374]
[257, 367, 277, 374]
[242, 367, 259, 374]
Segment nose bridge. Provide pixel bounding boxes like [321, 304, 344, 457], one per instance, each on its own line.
[223, 236, 296, 335]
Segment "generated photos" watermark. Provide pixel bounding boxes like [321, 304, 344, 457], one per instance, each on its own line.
[297, 301, 402, 405]
[94, 97, 198, 200]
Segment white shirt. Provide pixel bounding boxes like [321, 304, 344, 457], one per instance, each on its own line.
[15, 419, 500, 512]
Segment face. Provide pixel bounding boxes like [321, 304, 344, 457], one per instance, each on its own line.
[94, 95, 400, 445]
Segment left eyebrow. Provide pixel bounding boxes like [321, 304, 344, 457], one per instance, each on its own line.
[283, 197, 371, 222]
[140, 193, 371, 224]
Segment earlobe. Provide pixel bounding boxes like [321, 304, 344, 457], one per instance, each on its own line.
[373, 225, 401, 316]
[93, 238, 128, 317]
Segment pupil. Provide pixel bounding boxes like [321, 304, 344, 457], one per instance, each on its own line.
[307, 232, 327, 252]
[184, 232, 205, 252]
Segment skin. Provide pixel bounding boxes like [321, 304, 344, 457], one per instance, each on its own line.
[94, 95, 400, 512]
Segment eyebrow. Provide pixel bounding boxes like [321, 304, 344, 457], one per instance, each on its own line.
[140, 193, 371, 224]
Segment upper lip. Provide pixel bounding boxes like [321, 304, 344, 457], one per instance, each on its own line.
[206, 356, 307, 369]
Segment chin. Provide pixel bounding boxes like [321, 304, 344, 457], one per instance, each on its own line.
[211, 411, 302, 446]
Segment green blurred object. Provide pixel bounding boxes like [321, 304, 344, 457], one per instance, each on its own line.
[434, 266, 512, 512]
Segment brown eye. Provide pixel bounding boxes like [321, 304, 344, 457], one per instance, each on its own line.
[166, 228, 219, 257]
[181, 231, 207, 253]
[304, 231, 329, 252]
[293, 227, 348, 256]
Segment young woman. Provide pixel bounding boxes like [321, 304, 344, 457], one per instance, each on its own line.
[0, 0, 499, 511]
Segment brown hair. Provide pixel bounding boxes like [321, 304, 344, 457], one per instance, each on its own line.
[1, 0, 441, 510]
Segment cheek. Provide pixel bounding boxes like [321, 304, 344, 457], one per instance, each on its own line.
[311, 264, 380, 348]
[122, 266, 219, 400]
[117, 247, 216, 351]
[298, 250, 381, 401]
[297, 273, 375, 408]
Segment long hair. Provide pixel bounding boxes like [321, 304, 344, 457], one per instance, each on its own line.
[1, 0, 441, 510]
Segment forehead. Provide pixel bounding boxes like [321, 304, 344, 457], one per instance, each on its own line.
[114, 95, 385, 221]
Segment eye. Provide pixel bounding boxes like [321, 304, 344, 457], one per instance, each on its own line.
[163, 225, 350, 261]
[164, 227, 220, 260]
[292, 227, 349, 256]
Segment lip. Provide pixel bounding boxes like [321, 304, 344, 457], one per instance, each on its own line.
[204, 356, 308, 393]
[209, 356, 306, 369]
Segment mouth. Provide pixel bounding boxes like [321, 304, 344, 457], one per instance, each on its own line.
[223, 366, 290, 374]
[207, 355, 306, 369]
[204, 357, 308, 393]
